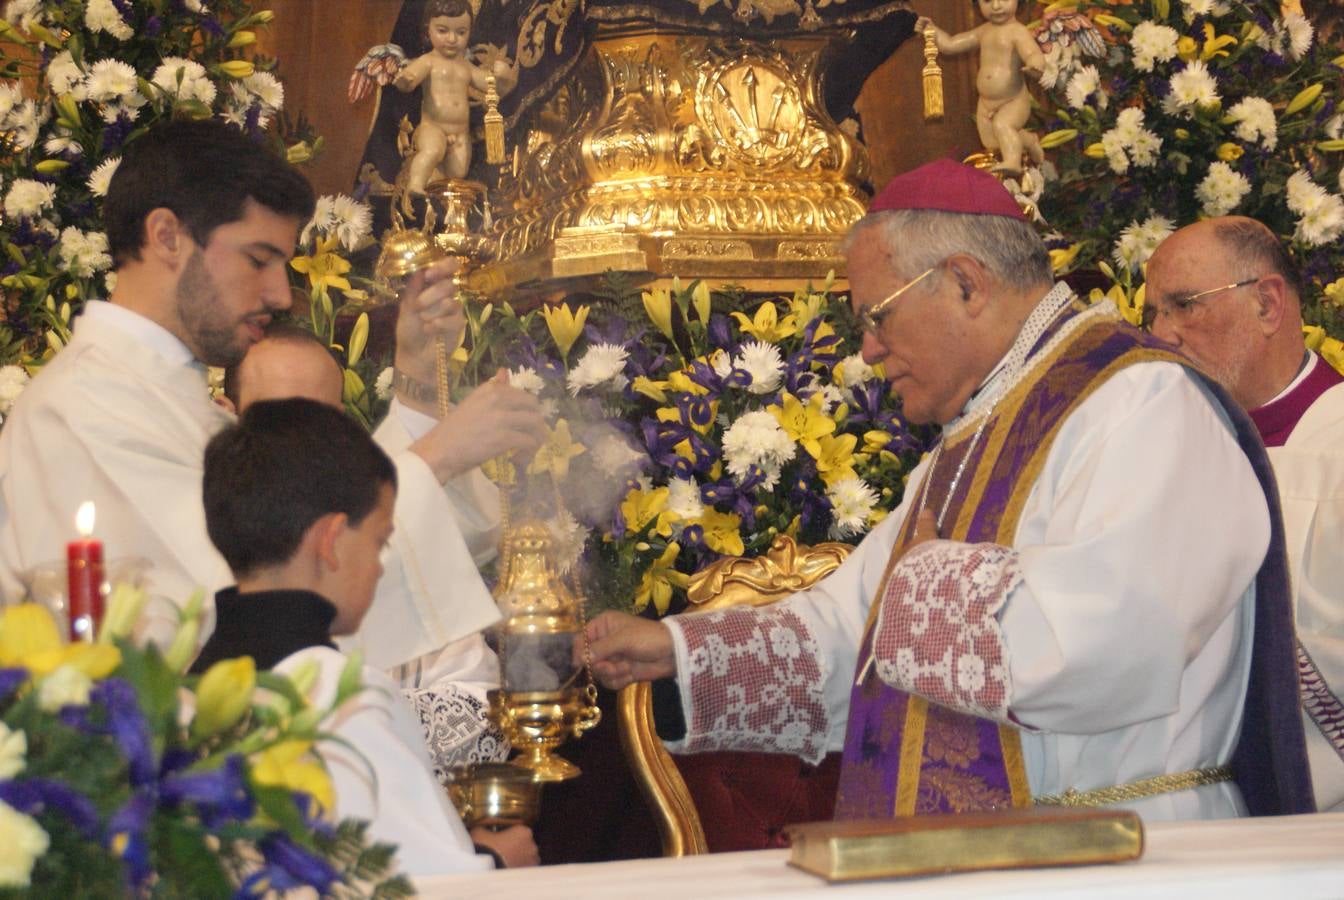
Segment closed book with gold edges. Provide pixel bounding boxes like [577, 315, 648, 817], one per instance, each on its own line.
[785, 807, 1144, 882]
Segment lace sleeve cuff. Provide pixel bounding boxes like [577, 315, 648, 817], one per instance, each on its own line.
[664, 605, 830, 763]
[871, 540, 1020, 722]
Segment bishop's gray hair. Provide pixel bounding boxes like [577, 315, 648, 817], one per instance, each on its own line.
[844, 208, 1053, 293]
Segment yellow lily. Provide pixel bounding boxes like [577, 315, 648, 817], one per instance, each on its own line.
[631, 375, 668, 403]
[698, 507, 745, 556]
[814, 433, 859, 486]
[289, 236, 351, 293]
[621, 487, 675, 538]
[192, 657, 256, 740]
[99, 583, 149, 644]
[1303, 324, 1326, 351]
[217, 59, 255, 79]
[1216, 142, 1244, 162]
[541, 303, 589, 362]
[251, 740, 335, 815]
[1176, 35, 1198, 61]
[770, 392, 836, 458]
[1322, 277, 1344, 307]
[789, 290, 826, 327]
[346, 313, 370, 367]
[665, 366, 710, 397]
[1321, 337, 1344, 376]
[1039, 129, 1078, 150]
[1286, 84, 1324, 117]
[1200, 24, 1237, 62]
[732, 301, 797, 343]
[527, 419, 587, 480]
[641, 287, 675, 341]
[634, 544, 689, 615]
[691, 281, 712, 322]
[1084, 142, 1107, 159]
[0, 603, 120, 679]
[1048, 243, 1082, 275]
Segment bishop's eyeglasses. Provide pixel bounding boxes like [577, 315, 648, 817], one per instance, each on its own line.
[1141, 277, 1260, 330]
[858, 265, 941, 336]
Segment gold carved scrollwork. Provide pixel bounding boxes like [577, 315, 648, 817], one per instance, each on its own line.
[662, 238, 753, 260]
[686, 534, 852, 611]
[696, 58, 804, 169]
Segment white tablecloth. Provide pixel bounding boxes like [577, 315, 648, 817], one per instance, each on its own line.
[413, 812, 1344, 899]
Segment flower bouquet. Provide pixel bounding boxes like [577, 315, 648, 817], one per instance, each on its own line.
[452, 277, 929, 616]
[0, 589, 411, 897]
[1031, 0, 1344, 357]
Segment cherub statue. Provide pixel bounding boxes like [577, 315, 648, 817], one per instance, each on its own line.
[917, 0, 1045, 176]
[350, 0, 517, 194]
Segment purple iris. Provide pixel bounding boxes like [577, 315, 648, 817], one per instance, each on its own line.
[0, 777, 100, 838]
[0, 667, 27, 704]
[160, 754, 254, 828]
[107, 790, 155, 886]
[237, 833, 342, 896]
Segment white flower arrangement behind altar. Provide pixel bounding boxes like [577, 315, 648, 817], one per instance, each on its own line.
[1032, 0, 1344, 367]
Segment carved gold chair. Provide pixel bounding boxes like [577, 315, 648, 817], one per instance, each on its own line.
[617, 535, 852, 856]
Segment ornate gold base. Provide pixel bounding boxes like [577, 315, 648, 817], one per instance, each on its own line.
[445, 762, 543, 827]
[489, 688, 602, 783]
[472, 27, 870, 299]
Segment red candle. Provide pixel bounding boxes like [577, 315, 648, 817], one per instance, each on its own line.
[67, 501, 104, 642]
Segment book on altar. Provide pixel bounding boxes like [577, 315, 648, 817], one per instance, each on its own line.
[784, 806, 1144, 882]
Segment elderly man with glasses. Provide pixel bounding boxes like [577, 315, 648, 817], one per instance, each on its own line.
[1147, 216, 1344, 813]
[582, 159, 1312, 823]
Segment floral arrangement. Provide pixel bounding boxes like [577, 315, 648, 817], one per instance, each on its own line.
[1031, 0, 1344, 360]
[454, 277, 928, 615]
[0, 589, 411, 896]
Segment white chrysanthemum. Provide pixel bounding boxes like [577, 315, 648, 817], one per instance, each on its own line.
[546, 509, 589, 575]
[1227, 96, 1277, 151]
[37, 665, 92, 711]
[1129, 21, 1179, 72]
[1180, 0, 1229, 20]
[1101, 130, 1130, 174]
[1286, 169, 1329, 215]
[86, 156, 120, 198]
[104, 270, 117, 295]
[1327, 114, 1344, 141]
[43, 133, 81, 157]
[508, 366, 545, 394]
[374, 366, 393, 400]
[721, 409, 796, 490]
[244, 71, 284, 112]
[0, 365, 25, 415]
[709, 348, 735, 382]
[1163, 61, 1219, 117]
[84, 59, 140, 103]
[1128, 128, 1162, 168]
[57, 228, 112, 278]
[85, 0, 133, 40]
[1279, 14, 1313, 59]
[1112, 215, 1175, 272]
[328, 194, 371, 250]
[97, 98, 146, 125]
[567, 343, 629, 395]
[221, 82, 255, 128]
[1113, 107, 1146, 139]
[592, 432, 644, 474]
[5, 99, 40, 150]
[833, 353, 873, 391]
[0, 798, 48, 888]
[3, 179, 54, 220]
[1195, 161, 1251, 217]
[667, 477, 705, 521]
[1286, 171, 1344, 246]
[1038, 43, 1074, 90]
[734, 340, 783, 395]
[184, 0, 207, 11]
[45, 50, 83, 97]
[0, 723, 25, 779]
[826, 476, 879, 540]
[151, 57, 216, 105]
[3, 0, 45, 31]
[0, 82, 19, 121]
[1064, 65, 1103, 110]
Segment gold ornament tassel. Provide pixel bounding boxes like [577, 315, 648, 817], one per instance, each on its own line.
[921, 26, 944, 122]
[483, 74, 505, 165]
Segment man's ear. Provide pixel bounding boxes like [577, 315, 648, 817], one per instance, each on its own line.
[142, 207, 188, 266]
[1253, 274, 1290, 336]
[944, 254, 992, 317]
[308, 511, 350, 572]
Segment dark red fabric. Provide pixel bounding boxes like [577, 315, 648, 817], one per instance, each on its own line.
[1249, 353, 1343, 447]
[868, 157, 1026, 220]
[671, 751, 842, 851]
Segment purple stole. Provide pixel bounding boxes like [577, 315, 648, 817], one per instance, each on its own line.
[833, 309, 1194, 818]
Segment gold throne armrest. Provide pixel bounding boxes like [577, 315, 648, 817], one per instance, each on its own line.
[617, 534, 852, 856]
